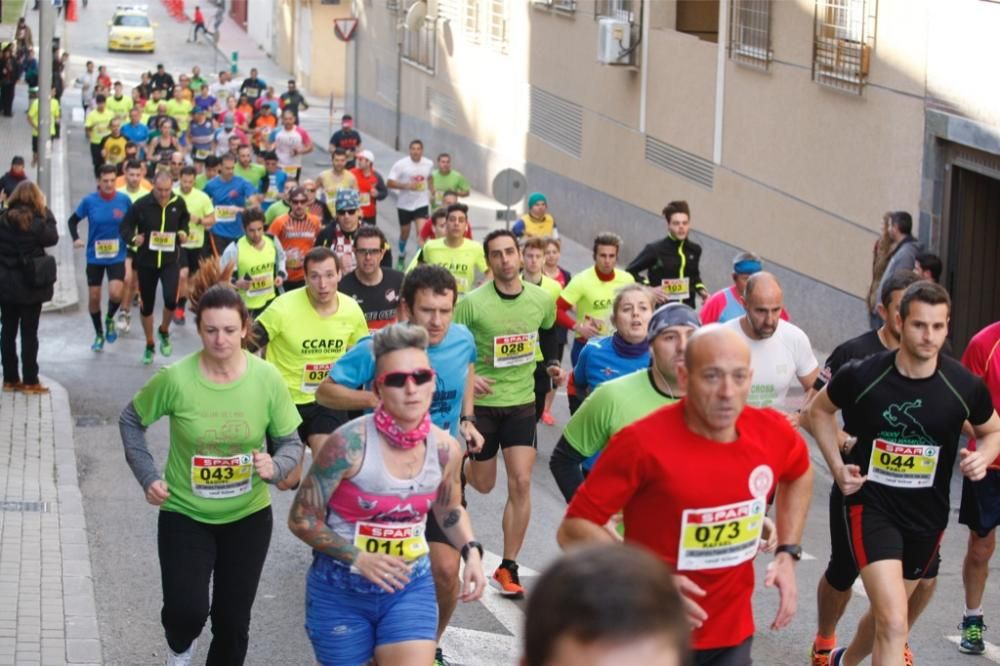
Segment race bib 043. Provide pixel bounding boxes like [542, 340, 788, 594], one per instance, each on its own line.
[190, 453, 254, 499]
[493, 332, 537, 368]
[677, 498, 765, 571]
[868, 439, 938, 489]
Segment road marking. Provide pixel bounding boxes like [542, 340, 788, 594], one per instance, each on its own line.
[802, 551, 817, 561]
[852, 578, 868, 598]
[946, 635, 1000, 663]
[72, 107, 84, 123]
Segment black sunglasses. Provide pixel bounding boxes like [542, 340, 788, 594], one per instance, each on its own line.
[290, 198, 307, 204]
[376, 369, 436, 388]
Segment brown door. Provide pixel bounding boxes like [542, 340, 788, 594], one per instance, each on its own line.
[946, 165, 1000, 353]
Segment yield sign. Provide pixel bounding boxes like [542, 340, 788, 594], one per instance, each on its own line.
[334, 18, 359, 41]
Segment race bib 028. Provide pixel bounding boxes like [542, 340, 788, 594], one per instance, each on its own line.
[493, 332, 537, 368]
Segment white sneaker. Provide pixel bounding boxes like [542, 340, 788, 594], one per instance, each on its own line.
[116, 310, 131, 335]
[165, 639, 196, 666]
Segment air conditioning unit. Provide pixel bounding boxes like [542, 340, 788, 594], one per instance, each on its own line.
[597, 16, 632, 65]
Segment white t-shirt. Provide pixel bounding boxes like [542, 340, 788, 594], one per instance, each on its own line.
[272, 128, 305, 167]
[387, 156, 434, 211]
[725, 318, 818, 410]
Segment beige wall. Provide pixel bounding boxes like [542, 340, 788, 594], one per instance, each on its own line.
[353, 0, 933, 300]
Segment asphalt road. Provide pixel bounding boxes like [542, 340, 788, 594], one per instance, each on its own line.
[32, 3, 1000, 664]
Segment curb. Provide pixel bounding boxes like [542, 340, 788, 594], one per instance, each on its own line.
[42, 118, 78, 313]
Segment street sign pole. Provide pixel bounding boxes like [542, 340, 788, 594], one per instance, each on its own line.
[37, 0, 55, 198]
[491, 168, 527, 231]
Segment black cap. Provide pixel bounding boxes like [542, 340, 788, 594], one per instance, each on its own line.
[646, 303, 701, 343]
[11, 156, 24, 166]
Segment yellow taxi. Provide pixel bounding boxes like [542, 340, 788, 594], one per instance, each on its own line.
[107, 5, 157, 53]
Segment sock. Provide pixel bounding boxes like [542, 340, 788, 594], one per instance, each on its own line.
[177, 297, 187, 311]
[107, 300, 120, 318]
[500, 558, 517, 570]
[398, 239, 406, 255]
[90, 311, 103, 336]
[966, 607, 984, 617]
[813, 634, 836, 651]
[158, 325, 170, 337]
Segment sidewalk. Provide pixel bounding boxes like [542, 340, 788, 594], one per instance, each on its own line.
[0, 381, 102, 666]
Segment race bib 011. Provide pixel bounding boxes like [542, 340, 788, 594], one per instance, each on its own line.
[190, 453, 254, 499]
[677, 498, 765, 571]
[867, 439, 939, 489]
[353, 521, 429, 562]
[493, 332, 537, 368]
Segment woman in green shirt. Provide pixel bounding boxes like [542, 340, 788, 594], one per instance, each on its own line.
[119, 259, 303, 666]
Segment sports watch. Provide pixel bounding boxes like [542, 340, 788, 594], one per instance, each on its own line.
[775, 544, 803, 561]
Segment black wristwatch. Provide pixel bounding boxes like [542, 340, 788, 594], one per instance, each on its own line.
[460, 540, 483, 562]
[460, 415, 477, 424]
[775, 544, 803, 561]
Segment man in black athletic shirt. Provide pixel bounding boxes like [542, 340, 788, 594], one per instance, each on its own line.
[808, 281, 1000, 666]
[337, 225, 403, 331]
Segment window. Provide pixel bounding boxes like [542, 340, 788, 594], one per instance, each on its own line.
[594, 0, 635, 22]
[531, 0, 576, 12]
[728, 0, 771, 68]
[402, 18, 437, 73]
[488, 0, 508, 52]
[464, 0, 481, 43]
[438, 0, 461, 21]
[812, 0, 877, 94]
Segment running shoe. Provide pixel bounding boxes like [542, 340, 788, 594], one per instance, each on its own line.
[434, 647, 451, 666]
[158, 329, 173, 357]
[904, 643, 914, 666]
[173, 308, 186, 325]
[142, 346, 155, 365]
[165, 638, 196, 666]
[828, 647, 846, 666]
[492, 562, 525, 599]
[104, 317, 118, 344]
[809, 643, 832, 666]
[959, 615, 987, 655]
[19, 383, 49, 395]
[91, 335, 104, 352]
[2, 382, 21, 392]
[541, 411, 555, 426]
[115, 310, 131, 335]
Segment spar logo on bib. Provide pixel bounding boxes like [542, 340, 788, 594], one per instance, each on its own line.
[748, 464, 774, 499]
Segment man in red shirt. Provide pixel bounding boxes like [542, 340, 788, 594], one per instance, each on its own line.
[349, 150, 387, 226]
[957, 320, 1000, 655]
[558, 324, 814, 664]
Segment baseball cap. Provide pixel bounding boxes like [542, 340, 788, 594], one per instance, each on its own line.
[646, 303, 701, 344]
[335, 188, 361, 211]
[222, 113, 235, 129]
[357, 149, 374, 164]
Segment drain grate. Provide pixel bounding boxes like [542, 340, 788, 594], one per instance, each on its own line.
[0, 501, 50, 512]
[75, 415, 104, 427]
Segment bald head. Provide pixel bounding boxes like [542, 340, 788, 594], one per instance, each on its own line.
[742, 272, 784, 340]
[679, 324, 753, 441]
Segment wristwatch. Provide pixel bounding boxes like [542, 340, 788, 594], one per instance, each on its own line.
[461, 540, 484, 562]
[775, 544, 803, 561]
[460, 415, 477, 424]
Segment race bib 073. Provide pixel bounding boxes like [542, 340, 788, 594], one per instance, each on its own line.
[677, 498, 765, 571]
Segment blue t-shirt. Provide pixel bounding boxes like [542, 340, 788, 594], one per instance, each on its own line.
[74, 191, 131, 265]
[329, 323, 477, 436]
[120, 122, 150, 157]
[188, 120, 216, 158]
[203, 175, 257, 238]
[194, 95, 217, 112]
[573, 335, 651, 397]
[259, 170, 288, 211]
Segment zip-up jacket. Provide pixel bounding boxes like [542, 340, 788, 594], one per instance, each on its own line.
[626, 234, 706, 308]
[119, 192, 190, 269]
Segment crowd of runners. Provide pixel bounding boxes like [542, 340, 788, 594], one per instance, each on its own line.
[30, 57, 1000, 666]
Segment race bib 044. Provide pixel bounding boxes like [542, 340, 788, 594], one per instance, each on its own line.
[677, 498, 765, 571]
[493, 332, 537, 368]
[868, 439, 939, 489]
[190, 453, 254, 499]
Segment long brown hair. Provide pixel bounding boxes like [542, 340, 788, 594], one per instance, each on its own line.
[187, 257, 258, 348]
[5, 181, 47, 231]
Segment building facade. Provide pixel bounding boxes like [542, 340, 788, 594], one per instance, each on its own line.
[340, 0, 996, 352]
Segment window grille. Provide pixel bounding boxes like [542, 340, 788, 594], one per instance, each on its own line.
[402, 18, 437, 73]
[465, 0, 481, 43]
[488, 0, 508, 52]
[729, 0, 771, 69]
[594, 0, 634, 22]
[438, 0, 461, 21]
[812, 0, 877, 94]
[531, 0, 576, 12]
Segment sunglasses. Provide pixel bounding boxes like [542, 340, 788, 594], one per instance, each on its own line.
[339, 208, 358, 215]
[356, 248, 382, 256]
[376, 368, 436, 388]
[290, 198, 307, 204]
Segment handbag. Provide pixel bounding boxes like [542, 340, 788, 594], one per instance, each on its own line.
[21, 253, 56, 288]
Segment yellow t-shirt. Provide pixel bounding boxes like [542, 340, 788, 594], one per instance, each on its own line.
[406, 237, 488, 295]
[174, 187, 214, 249]
[166, 99, 194, 133]
[560, 266, 635, 338]
[106, 95, 134, 120]
[27, 99, 59, 137]
[256, 289, 369, 404]
[317, 169, 359, 216]
[85, 108, 116, 145]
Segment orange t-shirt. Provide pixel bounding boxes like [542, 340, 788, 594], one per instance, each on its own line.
[268, 213, 322, 282]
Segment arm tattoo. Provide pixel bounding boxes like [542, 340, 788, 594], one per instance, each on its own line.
[288, 423, 365, 563]
[443, 509, 460, 528]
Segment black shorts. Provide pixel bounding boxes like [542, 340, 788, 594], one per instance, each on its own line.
[846, 504, 942, 580]
[295, 401, 349, 443]
[959, 470, 1000, 538]
[179, 244, 211, 274]
[470, 403, 537, 462]
[136, 263, 180, 316]
[424, 507, 453, 547]
[31, 135, 38, 153]
[397, 206, 429, 227]
[533, 363, 552, 421]
[694, 637, 752, 666]
[85, 262, 126, 287]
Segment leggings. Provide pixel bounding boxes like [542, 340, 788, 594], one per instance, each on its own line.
[158, 507, 273, 666]
[137, 264, 180, 317]
[0, 302, 42, 385]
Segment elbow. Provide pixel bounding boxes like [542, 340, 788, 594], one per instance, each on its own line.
[556, 520, 572, 550]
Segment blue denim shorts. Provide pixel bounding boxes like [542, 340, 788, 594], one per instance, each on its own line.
[304, 553, 437, 666]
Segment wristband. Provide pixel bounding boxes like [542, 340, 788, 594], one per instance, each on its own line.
[460, 415, 477, 424]
[460, 540, 483, 562]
